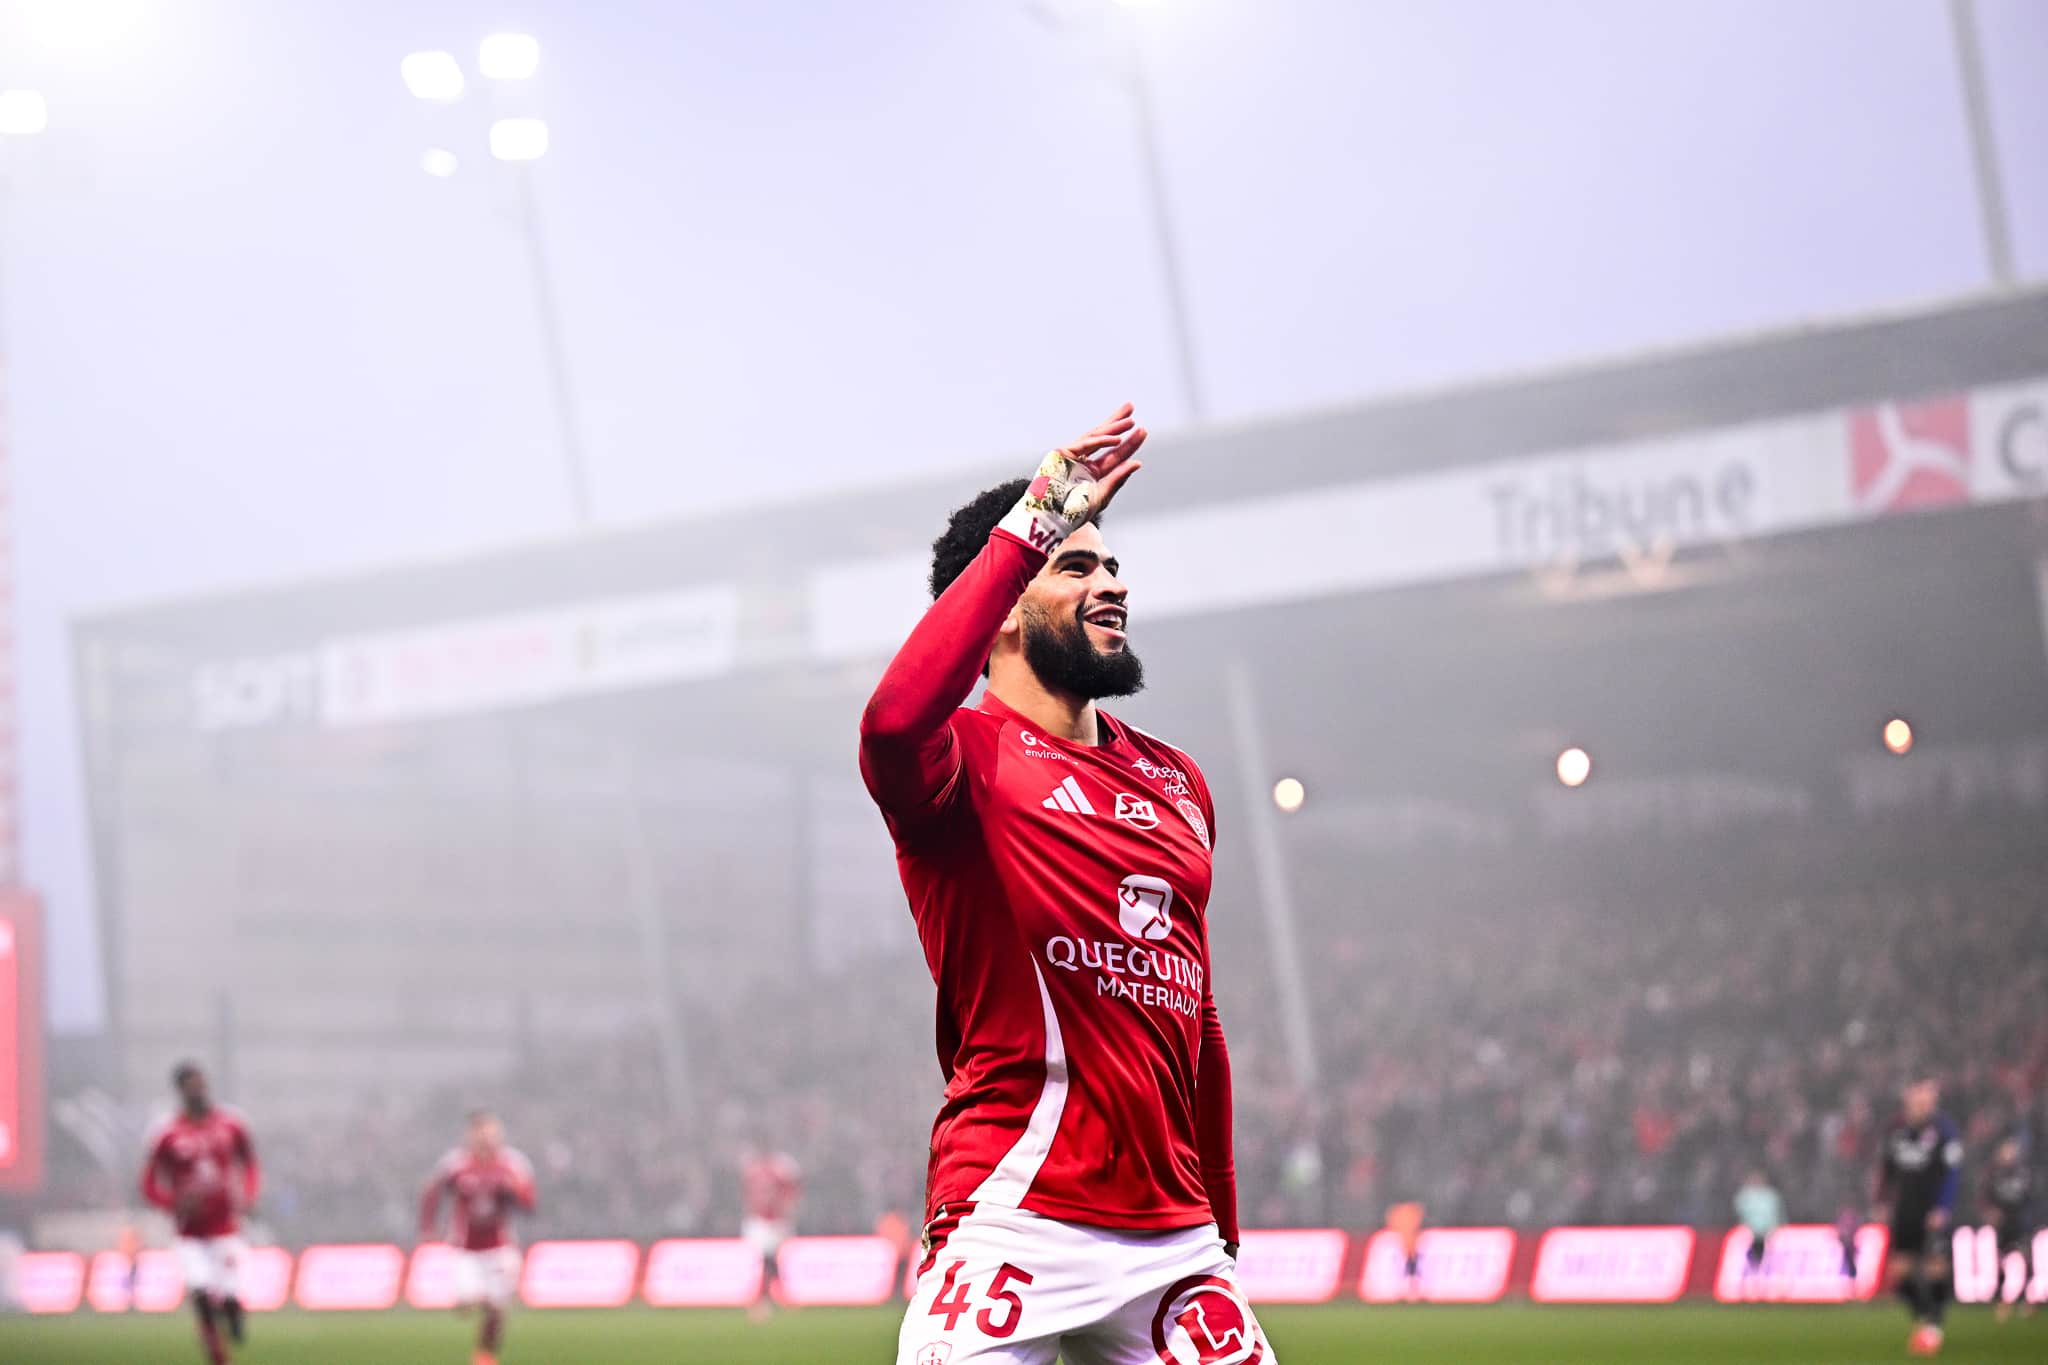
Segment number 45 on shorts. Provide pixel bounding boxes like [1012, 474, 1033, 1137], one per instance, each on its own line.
[929, 1260, 1035, 1339]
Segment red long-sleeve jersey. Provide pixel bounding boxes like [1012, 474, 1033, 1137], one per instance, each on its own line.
[420, 1147, 537, 1252]
[859, 527, 1238, 1241]
[140, 1109, 261, 1240]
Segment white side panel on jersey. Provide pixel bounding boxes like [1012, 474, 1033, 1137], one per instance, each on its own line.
[969, 960, 1069, 1207]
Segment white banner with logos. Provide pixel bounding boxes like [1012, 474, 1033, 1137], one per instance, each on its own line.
[807, 376, 2048, 662]
[184, 377, 2048, 728]
[193, 586, 738, 732]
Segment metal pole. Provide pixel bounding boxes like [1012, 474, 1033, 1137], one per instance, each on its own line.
[513, 164, 594, 528]
[0, 171, 23, 889]
[1947, 0, 2016, 288]
[619, 748, 693, 1118]
[1220, 657, 1320, 1096]
[1120, 31, 1209, 424]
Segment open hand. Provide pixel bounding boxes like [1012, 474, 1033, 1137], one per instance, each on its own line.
[1052, 402, 1147, 519]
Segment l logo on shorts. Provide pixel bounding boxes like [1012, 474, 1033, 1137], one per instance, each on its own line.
[1151, 1274, 1263, 1365]
[915, 1344, 953, 1365]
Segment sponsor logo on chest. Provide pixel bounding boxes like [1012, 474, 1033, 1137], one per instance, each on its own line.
[1131, 755, 1192, 797]
[1016, 729, 1068, 762]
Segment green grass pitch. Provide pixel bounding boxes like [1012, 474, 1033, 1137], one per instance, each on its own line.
[1, 1303, 2042, 1363]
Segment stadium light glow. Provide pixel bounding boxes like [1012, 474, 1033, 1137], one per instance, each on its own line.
[1556, 747, 1592, 788]
[489, 117, 549, 163]
[0, 90, 49, 137]
[478, 33, 541, 81]
[401, 51, 465, 103]
[420, 148, 459, 178]
[1883, 717, 1914, 756]
[17, 0, 153, 53]
[1272, 777, 1305, 813]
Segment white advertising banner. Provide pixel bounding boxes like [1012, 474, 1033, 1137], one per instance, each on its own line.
[185, 377, 2048, 721]
[806, 378, 2048, 663]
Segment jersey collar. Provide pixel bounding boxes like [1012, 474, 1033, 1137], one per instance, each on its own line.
[977, 689, 1127, 753]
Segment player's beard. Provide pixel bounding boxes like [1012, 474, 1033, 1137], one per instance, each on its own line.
[1021, 600, 1145, 701]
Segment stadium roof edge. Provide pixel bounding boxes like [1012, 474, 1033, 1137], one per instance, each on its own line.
[75, 282, 2048, 640]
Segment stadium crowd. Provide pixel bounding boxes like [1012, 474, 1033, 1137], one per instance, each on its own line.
[28, 868, 2048, 1247]
[1244, 864, 2048, 1233]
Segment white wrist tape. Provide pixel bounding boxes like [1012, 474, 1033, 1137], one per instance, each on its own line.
[994, 448, 1101, 554]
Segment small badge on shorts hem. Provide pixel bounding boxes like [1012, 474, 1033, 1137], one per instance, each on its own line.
[914, 1343, 953, 1365]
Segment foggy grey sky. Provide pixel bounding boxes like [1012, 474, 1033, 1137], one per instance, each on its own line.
[4, 0, 2045, 1031]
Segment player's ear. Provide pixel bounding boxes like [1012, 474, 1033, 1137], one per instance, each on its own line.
[997, 605, 1022, 639]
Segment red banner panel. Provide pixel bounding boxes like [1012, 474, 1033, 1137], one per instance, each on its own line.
[0, 893, 44, 1192]
[519, 1240, 640, 1309]
[643, 1238, 763, 1308]
[85, 1249, 186, 1313]
[1531, 1226, 1695, 1303]
[134, 1250, 187, 1312]
[1954, 1226, 2048, 1306]
[86, 1252, 130, 1313]
[294, 1244, 405, 1310]
[1232, 1229, 1349, 1304]
[1713, 1224, 1887, 1303]
[14, 1251, 84, 1313]
[1359, 1227, 1516, 1303]
[776, 1235, 899, 1306]
[240, 1247, 295, 1312]
[406, 1241, 514, 1310]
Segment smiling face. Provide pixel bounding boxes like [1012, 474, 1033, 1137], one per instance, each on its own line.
[1010, 522, 1145, 701]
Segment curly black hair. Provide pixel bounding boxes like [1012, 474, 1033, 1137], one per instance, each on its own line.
[929, 479, 1028, 601]
[929, 477, 1109, 601]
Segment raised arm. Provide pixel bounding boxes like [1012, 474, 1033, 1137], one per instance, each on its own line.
[859, 407, 1146, 822]
[858, 534, 1045, 817]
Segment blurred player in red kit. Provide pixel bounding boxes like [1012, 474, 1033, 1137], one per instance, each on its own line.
[419, 1110, 536, 1365]
[860, 405, 1265, 1363]
[740, 1145, 802, 1322]
[140, 1062, 261, 1365]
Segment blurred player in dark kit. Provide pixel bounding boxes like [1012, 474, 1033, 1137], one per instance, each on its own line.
[1874, 1078, 1962, 1355]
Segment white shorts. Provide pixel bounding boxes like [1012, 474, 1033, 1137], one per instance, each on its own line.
[896, 1204, 1273, 1365]
[451, 1247, 521, 1307]
[742, 1217, 792, 1260]
[174, 1236, 245, 1301]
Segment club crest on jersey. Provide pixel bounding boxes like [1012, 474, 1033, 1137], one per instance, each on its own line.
[1175, 798, 1210, 850]
[915, 1343, 953, 1365]
[1115, 793, 1160, 829]
[1151, 1275, 1263, 1365]
[1118, 874, 1175, 941]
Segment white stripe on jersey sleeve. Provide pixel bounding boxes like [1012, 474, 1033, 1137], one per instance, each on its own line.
[969, 959, 1070, 1207]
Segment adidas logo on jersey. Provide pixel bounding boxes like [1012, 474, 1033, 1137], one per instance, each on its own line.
[1042, 776, 1096, 816]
